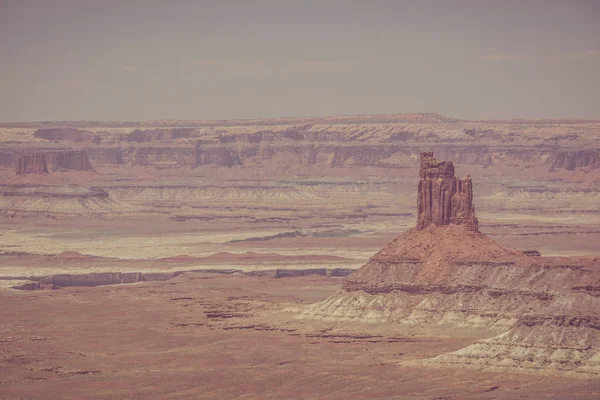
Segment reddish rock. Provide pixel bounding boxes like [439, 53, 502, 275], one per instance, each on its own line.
[86, 148, 124, 165]
[195, 147, 241, 167]
[550, 149, 600, 171]
[416, 152, 478, 231]
[50, 150, 93, 171]
[16, 153, 49, 175]
[0, 151, 15, 167]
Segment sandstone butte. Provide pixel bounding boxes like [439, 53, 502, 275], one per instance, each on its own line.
[302, 152, 600, 377]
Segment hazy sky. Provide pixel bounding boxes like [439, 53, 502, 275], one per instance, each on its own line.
[1, 0, 599, 121]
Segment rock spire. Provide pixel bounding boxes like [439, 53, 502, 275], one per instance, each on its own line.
[416, 152, 478, 231]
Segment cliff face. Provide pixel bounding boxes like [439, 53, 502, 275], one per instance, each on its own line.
[16, 153, 49, 175]
[8, 150, 94, 173]
[217, 126, 310, 143]
[195, 147, 242, 167]
[3, 116, 599, 178]
[550, 149, 600, 170]
[329, 146, 402, 167]
[12, 143, 593, 175]
[50, 150, 93, 171]
[86, 148, 124, 165]
[0, 151, 15, 168]
[416, 152, 478, 231]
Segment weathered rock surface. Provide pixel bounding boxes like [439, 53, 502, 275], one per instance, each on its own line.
[86, 148, 124, 164]
[16, 153, 49, 175]
[0, 185, 122, 216]
[126, 128, 195, 142]
[550, 149, 600, 170]
[34, 128, 96, 142]
[124, 147, 196, 167]
[301, 154, 600, 377]
[50, 150, 93, 171]
[9, 150, 94, 173]
[0, 151, 15, 168]
[416, 152, 478, 231]
[195, 146, 241, 167]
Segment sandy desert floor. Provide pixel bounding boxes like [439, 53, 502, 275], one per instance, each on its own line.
[2, 273, 600, 400]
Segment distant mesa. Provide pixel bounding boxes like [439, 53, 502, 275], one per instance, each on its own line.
[34, 128, 97, 143]
[416, 152, 478, 231]
[16, 153, 49, 175]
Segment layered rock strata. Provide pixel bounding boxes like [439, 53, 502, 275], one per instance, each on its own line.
[301, 154, 600, 377]
[416, 152, 478, 231]
[0, 185, 121, 216]
[16, 153, 49, 175]
[550, 149, 600, 171]
[50, 150, 93, 171]
[3, 143, 598, 175]
[10, 150, 94, 173]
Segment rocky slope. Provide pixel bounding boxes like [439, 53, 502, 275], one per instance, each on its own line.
[0, 185, 122, 217]
[301, 153, 600, 377]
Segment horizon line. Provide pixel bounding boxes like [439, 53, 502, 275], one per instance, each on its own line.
[1, 112, 600, 127]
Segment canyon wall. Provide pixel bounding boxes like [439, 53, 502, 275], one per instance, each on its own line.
[550, 149, 600, 170]
[50, 150, 93, 171]
[77, 145, 568, 170]
[3, 117, 599, 176]
[0, 151, 15, 168]
[1, 115, 599, 223]
[16, 153, 49, 175]
[2, 145, 569, 172]
[3, 150, 94, 173]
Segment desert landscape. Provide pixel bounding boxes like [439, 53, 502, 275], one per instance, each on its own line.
[1, 115, 599, 399]
[2, 1, 599, 398]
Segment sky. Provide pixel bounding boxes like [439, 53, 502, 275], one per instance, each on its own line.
[0, 0, 599, 122]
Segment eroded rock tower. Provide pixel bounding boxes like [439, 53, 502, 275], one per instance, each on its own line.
[416, 152, 478, 231]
